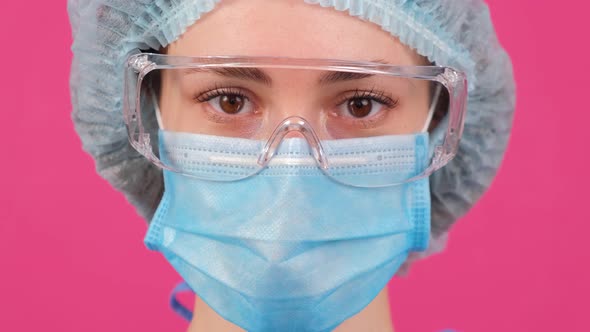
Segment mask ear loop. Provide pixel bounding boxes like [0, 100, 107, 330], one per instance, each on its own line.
[170, 281, 194, 322]
[421, 84, 442, 133]
[150, 85, 165, 130]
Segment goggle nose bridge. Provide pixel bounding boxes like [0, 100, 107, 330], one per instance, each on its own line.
[257, 116, 329, 170]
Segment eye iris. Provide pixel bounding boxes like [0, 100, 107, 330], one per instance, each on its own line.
[219, 95, 244, 114]
[348, 98, 372, 118]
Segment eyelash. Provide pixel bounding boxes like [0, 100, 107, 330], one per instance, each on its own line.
[336, 88, 399, 109]
[194, 84, 251, 104]
[193, 85, 399, 112]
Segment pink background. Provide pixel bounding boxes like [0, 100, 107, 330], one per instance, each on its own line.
[3, 1, 590, 331]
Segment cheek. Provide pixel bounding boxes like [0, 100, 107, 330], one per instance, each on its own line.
[396, 84, 433, 132]
[158, 76, 192, 132]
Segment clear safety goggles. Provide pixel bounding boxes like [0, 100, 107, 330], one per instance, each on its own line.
[124, 53, 467, 187]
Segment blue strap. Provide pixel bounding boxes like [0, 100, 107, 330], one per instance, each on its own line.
[170, 281, 194, 322]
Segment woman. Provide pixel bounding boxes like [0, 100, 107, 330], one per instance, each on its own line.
[67, 0, 515, 331]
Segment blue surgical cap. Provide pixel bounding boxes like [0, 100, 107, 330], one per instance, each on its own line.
[67, 0, 516, 266]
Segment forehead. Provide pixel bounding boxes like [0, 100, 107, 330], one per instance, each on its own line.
[165, 0, 427, 66]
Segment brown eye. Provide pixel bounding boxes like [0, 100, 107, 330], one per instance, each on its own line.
[347, 98, 372, 118]
[219, 95, 245, 114]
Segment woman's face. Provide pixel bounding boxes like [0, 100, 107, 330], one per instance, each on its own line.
[158, 0, 432, 139]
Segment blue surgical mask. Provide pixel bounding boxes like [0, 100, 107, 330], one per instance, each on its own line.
[145, 130, 431, 332]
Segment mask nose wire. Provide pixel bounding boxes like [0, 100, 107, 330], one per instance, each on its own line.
[257, 116, 329, 170]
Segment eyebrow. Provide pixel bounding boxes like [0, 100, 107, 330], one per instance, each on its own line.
[183, 67, 273, 85]
[317, 71, 374, 85]
[183, 60, 387, 85]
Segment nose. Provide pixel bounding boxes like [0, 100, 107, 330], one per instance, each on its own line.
[257, 116, 328, 170]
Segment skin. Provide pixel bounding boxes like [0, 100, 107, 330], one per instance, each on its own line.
[160, 0, 432, 331]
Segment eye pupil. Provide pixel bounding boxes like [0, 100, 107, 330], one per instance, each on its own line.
[348, 98, 372, 118]
[219, 95, 244, 114]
